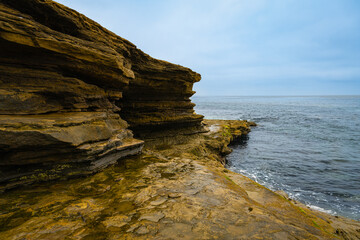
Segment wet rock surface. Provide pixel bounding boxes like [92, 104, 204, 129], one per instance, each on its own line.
[0, 120, 359, 239]
[0, 1, 359, 239]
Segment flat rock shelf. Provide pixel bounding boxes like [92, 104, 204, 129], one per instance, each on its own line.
[0, 1, 359, 239]
[0, 120, 359, 239]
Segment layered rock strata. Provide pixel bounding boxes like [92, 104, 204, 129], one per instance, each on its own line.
[0, 0, 203, 189]
[0, 120, 359, 239]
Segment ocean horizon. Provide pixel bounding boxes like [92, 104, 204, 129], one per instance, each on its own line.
[193, 95, 360, 220]
[194, 95, 360, 97]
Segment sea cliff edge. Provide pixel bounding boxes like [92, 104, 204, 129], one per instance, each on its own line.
[0, 1, 359, 239]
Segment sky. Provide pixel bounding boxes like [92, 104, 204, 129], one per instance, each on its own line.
[55, 0, 360, 96]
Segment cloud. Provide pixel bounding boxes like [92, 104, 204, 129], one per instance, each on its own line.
[56, 0, 360, 95]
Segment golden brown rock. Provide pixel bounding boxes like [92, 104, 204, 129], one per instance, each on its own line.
[0, 120, 359, 239]
[1, 1, 359, 238]
[0, 0, 203, 188]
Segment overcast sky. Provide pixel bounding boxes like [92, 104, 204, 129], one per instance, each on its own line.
[55, 0, 360, 96]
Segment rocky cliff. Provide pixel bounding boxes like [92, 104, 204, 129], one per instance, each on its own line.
[1, 2, 360, 239]
[0, 0, 203, 189]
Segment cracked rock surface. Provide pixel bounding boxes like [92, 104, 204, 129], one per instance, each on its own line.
[0, 120, 359, 239]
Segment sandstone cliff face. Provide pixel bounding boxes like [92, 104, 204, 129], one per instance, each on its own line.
[0, 0, 203, 189]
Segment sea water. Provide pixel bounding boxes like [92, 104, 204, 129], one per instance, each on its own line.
[192, 96, 360, 220]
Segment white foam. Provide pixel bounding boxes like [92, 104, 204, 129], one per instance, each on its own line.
[307, 204, 335, 215]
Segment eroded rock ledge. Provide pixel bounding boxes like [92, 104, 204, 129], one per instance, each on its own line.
[0, 0, 203, 189]
[1, 1, 359, 239]
[0, 120, 359, 239]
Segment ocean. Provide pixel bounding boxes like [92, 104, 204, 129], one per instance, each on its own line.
[192, 96, 360, 220]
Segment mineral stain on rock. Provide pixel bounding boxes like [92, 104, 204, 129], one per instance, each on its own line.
[0, 0, 360, 239]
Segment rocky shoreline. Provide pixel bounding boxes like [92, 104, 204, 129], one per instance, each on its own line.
[0, 120, 359, 239]
[0, 1, 359, 239]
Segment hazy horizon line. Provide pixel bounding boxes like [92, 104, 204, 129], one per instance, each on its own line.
[192, 94, 360, 97]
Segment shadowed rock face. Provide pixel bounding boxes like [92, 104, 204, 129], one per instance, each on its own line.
[0, 0, 203, 189]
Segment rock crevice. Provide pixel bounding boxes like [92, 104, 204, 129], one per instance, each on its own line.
[0, 0, 203, 189]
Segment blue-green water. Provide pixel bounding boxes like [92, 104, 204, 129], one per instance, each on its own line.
[193, 96, 360, 220]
